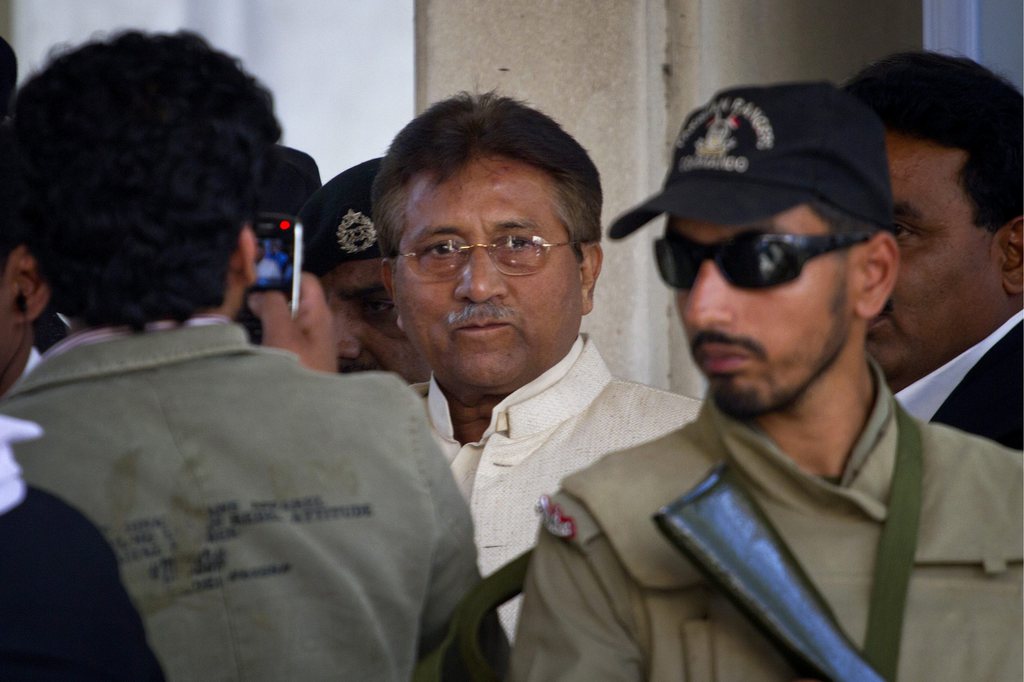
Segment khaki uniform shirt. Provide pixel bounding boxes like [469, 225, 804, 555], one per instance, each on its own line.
[512, 370, 1022, 681]
[3, 324, 478, 681]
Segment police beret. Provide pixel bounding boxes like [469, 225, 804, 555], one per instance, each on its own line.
[299, 157, 382, 277]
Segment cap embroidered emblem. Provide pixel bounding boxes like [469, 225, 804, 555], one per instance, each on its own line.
[677, 96, 775, 174]
[694, 111, 738, 158]
[336, 209, 377, 254]
[536, 494, 576, 539]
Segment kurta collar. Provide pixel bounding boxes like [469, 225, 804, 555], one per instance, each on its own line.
[425, 335, 613, 443]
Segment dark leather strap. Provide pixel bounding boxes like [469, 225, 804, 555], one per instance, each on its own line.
[413, 550, 529, 681]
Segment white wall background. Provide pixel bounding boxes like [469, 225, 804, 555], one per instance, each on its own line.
[924, 0, 1023, 91]
[6, 0, 1020, 391]
[9, 0, 414, 183]
[8, 0, 1018, 186]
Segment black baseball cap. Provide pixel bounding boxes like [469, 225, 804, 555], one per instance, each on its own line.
[299, 157, 382, 277]
[609, 82, 893, 238]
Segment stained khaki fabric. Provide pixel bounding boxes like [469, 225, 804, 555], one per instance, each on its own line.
[421, 338, 700, 635]
[3, 324, 479, 681]
[512, 369, 1023, 681]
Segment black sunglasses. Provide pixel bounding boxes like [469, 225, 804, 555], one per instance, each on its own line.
[655, 230, 874, 289]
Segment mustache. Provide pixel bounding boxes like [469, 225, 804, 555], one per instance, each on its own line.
[690, 330, 767, 361]
[446, 302, 516, 327]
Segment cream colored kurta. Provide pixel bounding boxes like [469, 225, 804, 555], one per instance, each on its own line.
[421, 336, 701, 634]
[512, 367, 1023, 681]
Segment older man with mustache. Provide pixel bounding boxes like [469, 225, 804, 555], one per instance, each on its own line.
[377, 92, 701, 635]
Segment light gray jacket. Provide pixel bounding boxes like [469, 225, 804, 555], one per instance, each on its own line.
[4, 323, 478, 681]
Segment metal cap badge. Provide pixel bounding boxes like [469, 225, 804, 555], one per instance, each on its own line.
[300, 157, 383, 276]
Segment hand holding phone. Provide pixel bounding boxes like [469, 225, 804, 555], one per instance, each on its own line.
[251, 212, 303, 316]
[248, 273, 334, 373]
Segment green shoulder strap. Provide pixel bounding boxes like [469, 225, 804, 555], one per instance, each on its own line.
[862, 405, 923, 682]
[413, 550, 532, 682]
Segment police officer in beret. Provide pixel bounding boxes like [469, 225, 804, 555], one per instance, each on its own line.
[511, 82, 1022, 681]
[300, 158, 430, 381]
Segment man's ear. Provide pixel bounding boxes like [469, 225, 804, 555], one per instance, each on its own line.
[380, 257, 403, 332]
[995, 216, 1023, 297]
[215, 226, 258, 319]
[852, 230, 899, 320]
[5, 244, 50, 322]
[231, 225, 257, 288]
[578, 242, 603, 316]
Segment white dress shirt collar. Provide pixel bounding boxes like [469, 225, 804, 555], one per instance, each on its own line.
[0, 415, 44, 517]
[896, 310, 1024, 421]
[23, 346, 41, 377]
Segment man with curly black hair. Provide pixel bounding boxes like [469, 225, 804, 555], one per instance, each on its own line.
[2, 31, 479, 680]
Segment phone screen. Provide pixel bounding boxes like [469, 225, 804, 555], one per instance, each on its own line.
[251, 213, 303, 314]
[239, 212, 303, 343]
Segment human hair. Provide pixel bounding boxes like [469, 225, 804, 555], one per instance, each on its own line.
[372, 91, 602, 258]
[14, 30, 281, 329]
[0, 122, 29, 264]
[807, 199, 879, 236]
[845, 51, 1022, 232]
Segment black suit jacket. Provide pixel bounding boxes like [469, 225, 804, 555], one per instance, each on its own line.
[0, 486, 164, 680]
[932, 320, 1023, 449]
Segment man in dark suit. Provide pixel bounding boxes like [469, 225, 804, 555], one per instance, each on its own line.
[0, 416, 163, 680]
[847, 52, 1023, 449]
[0, 47, 163, 675]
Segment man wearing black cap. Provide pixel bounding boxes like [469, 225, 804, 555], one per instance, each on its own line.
[511, 82, 1022, 680]
[846, 52, 1023, 449]
[300, 158, 429, 381]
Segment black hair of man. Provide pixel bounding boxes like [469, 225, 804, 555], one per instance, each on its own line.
[807, 198, 878, 236]
[0, 37, 16, 119]
[372, 91, 602, 258]
[14, 31, 281, 330]
[0, 123, 28, 262]
[845, 51, 1023, 233]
